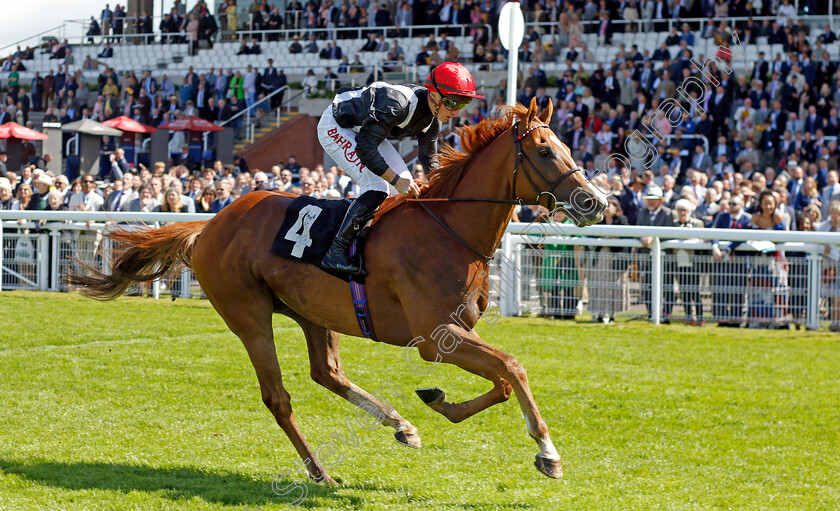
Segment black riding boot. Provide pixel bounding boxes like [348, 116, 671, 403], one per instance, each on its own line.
[320, 199, 373, 275]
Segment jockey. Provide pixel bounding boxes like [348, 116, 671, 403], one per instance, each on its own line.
[318, 61, 483, 275]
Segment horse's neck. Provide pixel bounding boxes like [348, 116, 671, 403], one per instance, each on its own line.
[441, 134, 516, 259]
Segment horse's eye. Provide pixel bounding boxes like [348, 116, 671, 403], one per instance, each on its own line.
[539, 148, 552, 158]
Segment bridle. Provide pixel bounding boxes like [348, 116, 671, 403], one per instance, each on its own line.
[512, 121, 583, 212]
[412, 121, 584, 260]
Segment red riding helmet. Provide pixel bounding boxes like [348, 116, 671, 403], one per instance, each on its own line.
[424, 62, 484, 99]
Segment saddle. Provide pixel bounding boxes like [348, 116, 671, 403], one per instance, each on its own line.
[270, 194, 377, 339]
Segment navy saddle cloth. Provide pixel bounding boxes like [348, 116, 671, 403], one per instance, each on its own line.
[270, 195, 367, 281]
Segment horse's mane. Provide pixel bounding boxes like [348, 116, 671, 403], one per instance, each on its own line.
[420, 104, 530, 199]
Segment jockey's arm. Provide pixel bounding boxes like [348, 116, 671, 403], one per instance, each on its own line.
[356, 117, 400, 177]
[416, 122, 440, 174]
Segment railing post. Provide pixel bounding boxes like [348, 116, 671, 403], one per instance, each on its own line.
[806, 252, 821, 330]
[651, 237, 662, 325]
[50, 229, 60, 291]
[500, 233, 516, 317]
[37, 234, 48, 291]
[513, 242, 523, 316]
[180, 270, 192, 298]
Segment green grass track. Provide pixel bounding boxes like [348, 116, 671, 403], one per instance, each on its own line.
[0, 291, 838, 510]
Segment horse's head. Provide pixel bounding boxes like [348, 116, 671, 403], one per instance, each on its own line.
[513, 98, 606, 227]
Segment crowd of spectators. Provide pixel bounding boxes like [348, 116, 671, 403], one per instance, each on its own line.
[3, 1, 840, 327]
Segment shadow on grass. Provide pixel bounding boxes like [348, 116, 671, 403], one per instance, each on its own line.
[0, 457, 359, 508]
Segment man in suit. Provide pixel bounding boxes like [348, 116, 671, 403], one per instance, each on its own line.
[262, 59, 279, 108]
[98, 43, 114, 58]
[141, 70, 157, 97]
[211, 180, 235, 212]
[804, 105, 823, 136]
[637, 186, 676, 321]
[596, 11, 612, 45]
[652, 43, 671, 62]
[752, 52, 769, 82]
[635, 61, 655, 95]
[690, 144, 713, 175]
[288, 35, 303, 54]
[360, 33, 377, 51]
[711, 195, 753, 326]
[303, 33, 318, 53]
[174, 145, 196, 171]
[68, 175, 105, 211]
[201, 96, 219, 122]
[708, 84, 732, 136]
[620, 176, 645, 225]
[820, 170, 840, 218]
[818, 24, 837, 44]
[102, 178, 128, 211]
[108, 148, 130, 182]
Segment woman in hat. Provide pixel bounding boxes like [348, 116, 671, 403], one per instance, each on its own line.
[317, 61, 483, 275]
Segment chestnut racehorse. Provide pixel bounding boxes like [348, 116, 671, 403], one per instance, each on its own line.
[69, 98, 606, 484]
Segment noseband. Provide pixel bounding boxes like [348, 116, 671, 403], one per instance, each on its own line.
[513, 121, 583, 211]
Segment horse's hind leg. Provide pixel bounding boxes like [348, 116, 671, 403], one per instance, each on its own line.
[202, 284, 337, 485]
[296, 317, 422, 449]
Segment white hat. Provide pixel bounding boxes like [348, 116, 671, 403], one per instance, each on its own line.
[0, 178, 11, 192]
[35, 175, 54, 187]
[644, 186, 663, 200]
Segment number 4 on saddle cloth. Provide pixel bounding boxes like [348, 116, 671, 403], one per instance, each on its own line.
[270, 195, 378, 339]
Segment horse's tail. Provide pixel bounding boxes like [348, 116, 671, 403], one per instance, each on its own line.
[67, 221, 207, 301]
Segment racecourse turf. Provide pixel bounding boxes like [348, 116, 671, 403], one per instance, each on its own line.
[0, 291, 837, 511]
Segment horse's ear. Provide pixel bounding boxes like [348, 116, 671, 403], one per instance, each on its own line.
[527, 96, 539, 121]
[539, 98, 553, 124]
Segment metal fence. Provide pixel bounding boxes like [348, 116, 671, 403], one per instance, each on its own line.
[4, 212, 840, 330]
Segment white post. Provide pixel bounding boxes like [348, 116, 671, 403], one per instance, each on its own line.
[506, 25, 518, 105]
[180, 270, 192, 298]
[37, 234, 48, 291]
[651, 237, 662, 325]
[806, 252, 821, 330]
[500, 233, 517, 316]
[50, 230, 60, 291]
[513, 242, 523, 315]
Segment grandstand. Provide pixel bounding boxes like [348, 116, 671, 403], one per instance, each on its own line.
[4, 3, 840, 330]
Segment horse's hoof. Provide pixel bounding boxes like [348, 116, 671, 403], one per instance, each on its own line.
[311, 472, 339, 486]
[415, 387, 445, 405]
[394, 429, 422, 449]
[534, 455, 563, 478]
[321, 474, 339, 486]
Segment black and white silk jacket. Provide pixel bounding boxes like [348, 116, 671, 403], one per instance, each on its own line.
[331, 82, 440, 176]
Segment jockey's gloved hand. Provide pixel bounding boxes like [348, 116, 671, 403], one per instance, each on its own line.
[395, 173, 420, 197]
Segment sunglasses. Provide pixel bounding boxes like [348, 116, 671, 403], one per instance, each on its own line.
[442, 96, 469, 111]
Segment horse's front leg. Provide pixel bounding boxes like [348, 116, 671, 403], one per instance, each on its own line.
[415, 369, 512, 423]
[410, 323, 562, 478]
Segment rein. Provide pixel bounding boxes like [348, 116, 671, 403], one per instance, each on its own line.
[406, 122, 584, 260]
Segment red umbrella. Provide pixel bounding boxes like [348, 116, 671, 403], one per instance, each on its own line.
[0, 122, 49, 140]
[159, 116, 223, 132]
[102, 116, 158, 133]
